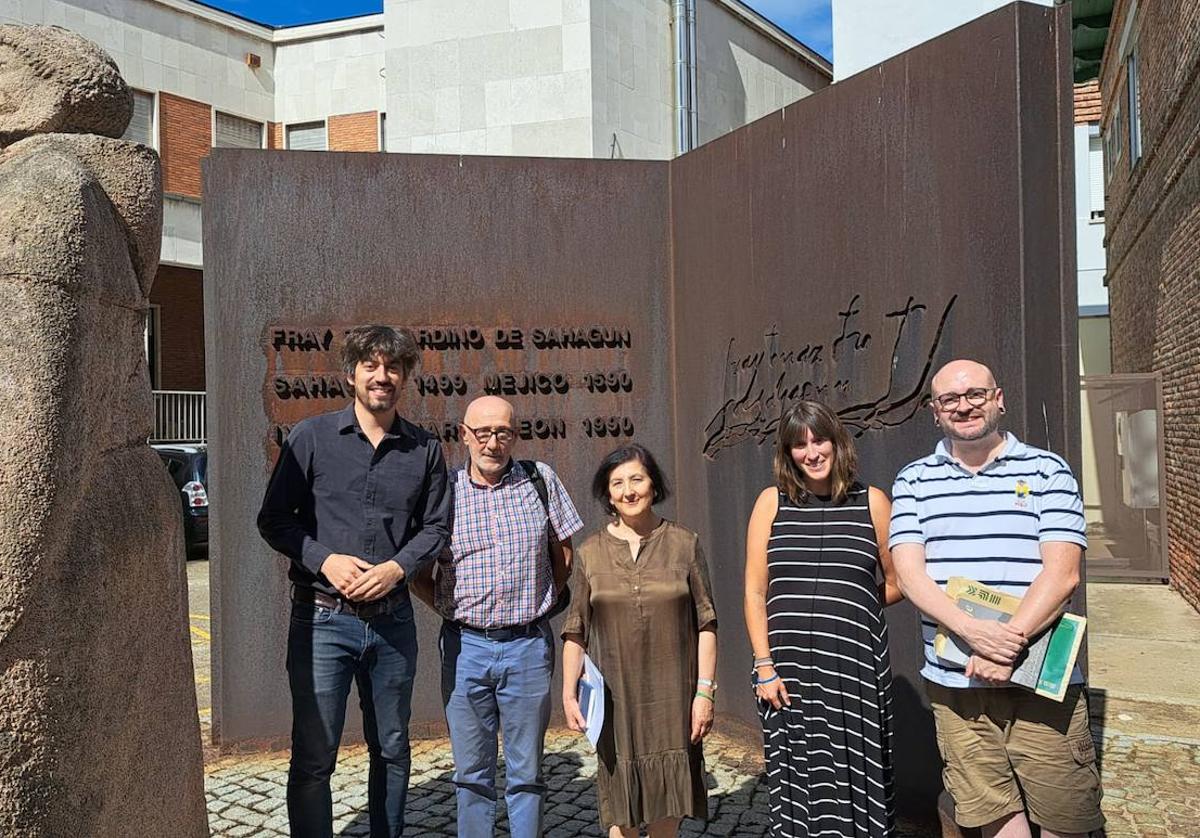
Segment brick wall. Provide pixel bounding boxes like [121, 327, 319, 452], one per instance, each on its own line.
[328, 111, 379, 152]
[267, 121, 283, 150]
[1102, 0, 1200, 610]
[159, 92, 212, 199]
[150, 265, 206, 391]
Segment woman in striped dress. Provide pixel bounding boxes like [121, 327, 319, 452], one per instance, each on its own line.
[744, 400, 903, 837]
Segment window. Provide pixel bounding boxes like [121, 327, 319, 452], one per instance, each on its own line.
[1104, 94, 1124, 185]
[286, 121, 327, 151]
[215, 112, 263, 149]
[1088, 125, 1105, 220]
[122, 90, 154, 147]
[379, 113, 387, 152]
[1127, 49, 1142, 168]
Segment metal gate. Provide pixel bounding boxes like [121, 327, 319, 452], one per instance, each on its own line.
[1080, 373, 1169, 581]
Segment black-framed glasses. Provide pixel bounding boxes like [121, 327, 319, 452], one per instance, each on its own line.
[462, 423, 516, 444]
[931, 387, 998, 411]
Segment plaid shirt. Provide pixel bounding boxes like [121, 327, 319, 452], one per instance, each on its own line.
[436, 460, 583, 628]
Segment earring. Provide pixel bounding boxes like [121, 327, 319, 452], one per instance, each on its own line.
[998, 406, 1006, 415]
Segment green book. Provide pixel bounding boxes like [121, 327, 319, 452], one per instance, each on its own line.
[1034, 613, 1087, 702]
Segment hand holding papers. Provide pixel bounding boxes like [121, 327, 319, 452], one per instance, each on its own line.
[577, 654, 605, 748]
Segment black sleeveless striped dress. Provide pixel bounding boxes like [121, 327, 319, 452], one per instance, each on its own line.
[758, 484, 895, 837]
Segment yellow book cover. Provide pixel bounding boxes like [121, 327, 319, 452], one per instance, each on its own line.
[931, 573, 1017, 657]
[933, 577, 1023, 666]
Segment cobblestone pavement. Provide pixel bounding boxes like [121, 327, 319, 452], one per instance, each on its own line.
[206, 728, 936, 837]
[1095, 730, 1200, 837]
[203, 720, 1200, 837]
[193, 568, 1199, 836]
[206, 730, 755, 837]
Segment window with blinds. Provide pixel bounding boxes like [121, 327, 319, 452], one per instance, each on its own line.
[1088, 127, 1105, 220]
[215, 112, 263, 149]
[122, 90, 154, 147]
[286, 121, 327, 151]
[379, 113, 387, 152]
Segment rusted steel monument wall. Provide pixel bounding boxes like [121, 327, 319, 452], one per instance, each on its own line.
[670, 4, 1078, 810]
[203, 152, 674, 744]
[204, 1, 1077, 811]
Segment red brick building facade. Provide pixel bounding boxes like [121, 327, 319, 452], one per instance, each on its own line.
[160, 93, 212, 199]
[1101, 0, 1200, 609]
[1075, 79, 1102, 124]
[149, 265, 206, 392]
[328, 112, 381, 152]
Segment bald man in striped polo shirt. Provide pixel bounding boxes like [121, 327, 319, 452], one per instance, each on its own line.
[889, 360, 1103, 838]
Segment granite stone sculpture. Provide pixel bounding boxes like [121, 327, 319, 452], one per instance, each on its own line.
[0, 25, 208, 836]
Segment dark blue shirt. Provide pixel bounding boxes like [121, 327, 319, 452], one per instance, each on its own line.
[257, 403, 451, 597]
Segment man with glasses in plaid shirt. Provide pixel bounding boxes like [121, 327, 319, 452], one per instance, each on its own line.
[415, 395, 582, 838]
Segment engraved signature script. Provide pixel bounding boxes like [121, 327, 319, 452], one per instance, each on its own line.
[702, 294, 958, 459]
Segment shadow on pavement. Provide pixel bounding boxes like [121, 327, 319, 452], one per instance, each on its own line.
[336, 749, 605, 837]
[1090, 686, 1107, 776]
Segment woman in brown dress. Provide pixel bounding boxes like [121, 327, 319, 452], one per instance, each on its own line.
[562, 444, 719, 837]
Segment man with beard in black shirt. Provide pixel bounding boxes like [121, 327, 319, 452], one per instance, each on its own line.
[259, 325, 451, 837]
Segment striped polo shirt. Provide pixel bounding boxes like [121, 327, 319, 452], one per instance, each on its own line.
[888, 433, 1087, 688]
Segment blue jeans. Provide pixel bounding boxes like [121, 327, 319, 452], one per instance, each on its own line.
[287, 599, 418, 838]
[440, 621, 554, 838]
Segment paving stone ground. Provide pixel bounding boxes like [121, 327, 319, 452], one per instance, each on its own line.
[202, 717, 1200, 837]
[192, 567, 1200, 836]
[1094, 729, 1200, 837]
[204, 728, 917, 837]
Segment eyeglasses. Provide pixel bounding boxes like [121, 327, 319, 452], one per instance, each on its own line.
[931, 387, 998, 411]
[462, 423, 516, 444]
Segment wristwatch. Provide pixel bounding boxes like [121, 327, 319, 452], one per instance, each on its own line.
[697, 678, 719, 693]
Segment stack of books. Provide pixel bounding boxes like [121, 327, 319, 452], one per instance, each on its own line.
[933, 577, 1086, 701]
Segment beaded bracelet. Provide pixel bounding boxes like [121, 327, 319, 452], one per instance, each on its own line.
[694, 690, 714, 702]
[754, 673, 780, 686]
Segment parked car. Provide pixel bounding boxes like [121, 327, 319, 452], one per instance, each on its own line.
[153, 443, 209, 557]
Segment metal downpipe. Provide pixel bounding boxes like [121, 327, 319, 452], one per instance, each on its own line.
[687, 0, 698, 147]
[672, 0, 698, 155]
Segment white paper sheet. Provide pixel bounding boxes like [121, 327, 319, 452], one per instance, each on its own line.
[579, 653, 605, 748]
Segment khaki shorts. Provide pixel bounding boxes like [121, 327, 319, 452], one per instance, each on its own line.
[927, 683, 1104, 834]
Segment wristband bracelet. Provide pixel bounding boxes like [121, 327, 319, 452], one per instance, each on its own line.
[753, 657, 774, 668]
[694, 690, 714, 702]
[697, 678, 715, 688]
[754, 673, 780, 686]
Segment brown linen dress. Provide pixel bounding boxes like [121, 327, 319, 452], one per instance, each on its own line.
[562, 520, 718, 828]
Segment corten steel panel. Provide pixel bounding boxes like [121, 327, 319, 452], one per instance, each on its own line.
[203, 150, 674, 744]
[669, 3, 1075, 811]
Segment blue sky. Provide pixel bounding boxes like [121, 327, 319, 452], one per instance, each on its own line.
[200, 0, 833, 62]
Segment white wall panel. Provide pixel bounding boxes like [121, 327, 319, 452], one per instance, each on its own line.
[275, 30, 386, 125]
